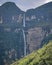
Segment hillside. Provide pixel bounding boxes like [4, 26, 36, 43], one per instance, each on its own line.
[11, 40, 52, 65]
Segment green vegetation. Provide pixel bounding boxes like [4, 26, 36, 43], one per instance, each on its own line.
[11, 40, 52, 65]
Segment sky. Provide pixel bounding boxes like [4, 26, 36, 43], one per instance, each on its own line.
[0, 0, 52, 11]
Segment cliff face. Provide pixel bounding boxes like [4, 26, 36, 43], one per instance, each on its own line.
[25, 2, 52, 53]
[0, 2, 24, 65]
[0, 2, 52, 65]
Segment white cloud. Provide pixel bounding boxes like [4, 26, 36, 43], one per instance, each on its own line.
[45, 0, 52, 3]
[0, 4, 1, 6]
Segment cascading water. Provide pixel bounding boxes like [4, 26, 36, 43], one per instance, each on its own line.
[22, 14, 26, 56]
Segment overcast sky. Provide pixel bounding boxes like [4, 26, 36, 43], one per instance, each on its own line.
[0, 0, 52, 11]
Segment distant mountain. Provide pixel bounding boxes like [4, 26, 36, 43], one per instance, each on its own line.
[11, 39, 52, 65]
[0, 2, 52, 65]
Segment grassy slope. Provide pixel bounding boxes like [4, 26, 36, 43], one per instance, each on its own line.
[11, 40, 52, 65]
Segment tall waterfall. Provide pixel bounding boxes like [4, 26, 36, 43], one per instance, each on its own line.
[22, 14, 26, 56]
[0, 16, 3, 24]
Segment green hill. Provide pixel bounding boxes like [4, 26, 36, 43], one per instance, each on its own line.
[11, 40, 52, 65]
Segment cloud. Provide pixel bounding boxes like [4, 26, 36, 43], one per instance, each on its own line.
[45, 0, 52, 3]
[0, 4, 1, 6]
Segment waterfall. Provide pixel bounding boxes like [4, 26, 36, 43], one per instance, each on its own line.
[22, 14, 26, 56]
[0, 16, 3, 24]
[23, 14, 25, 27]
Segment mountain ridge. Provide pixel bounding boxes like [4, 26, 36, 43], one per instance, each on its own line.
[0, 2, 52, 13]
[0, 1, 52, 12]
